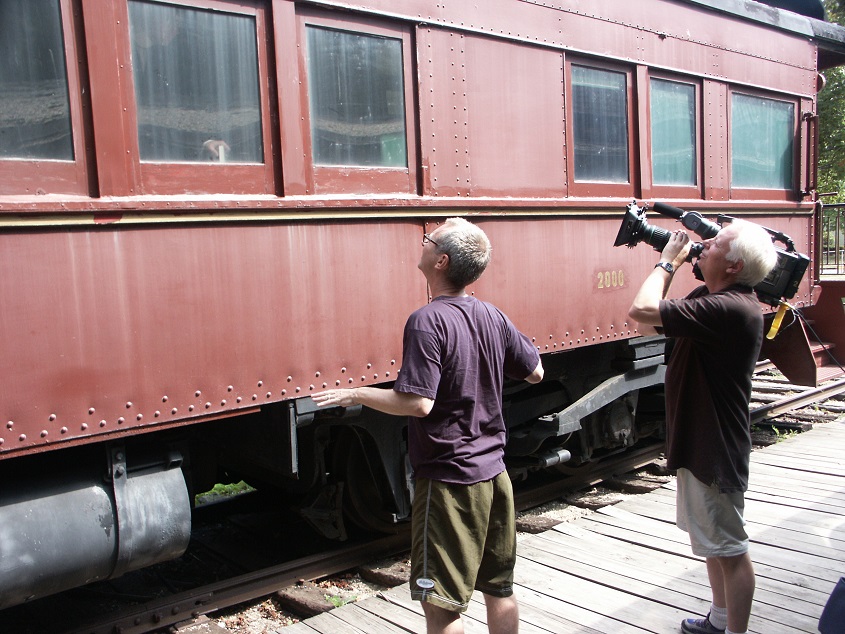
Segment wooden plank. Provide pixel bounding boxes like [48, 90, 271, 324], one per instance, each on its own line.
[514, 586, 606, 634]
[548, 520, 830, 611]
[754, 443, 845, 461]
[749, 474, 845, 501]
[577, 512, 840, 593]
[624, 488, 845, 551]
[385, 578, 639, 634]
[658, 478, 845, 515]
[748, 474, 845, 502]
[383, 584, 492, 634]
[752, 435, 845, 456]
[744, 488, 844, 514]
[295, 611, 367, 634]
[523, 529, 821, 631]
[750, 452, 845, 477]
[518, 540, 705, 612]
[755, 428, 845, 449]
[759, 422, 845, 443]
[602, 502, 845, 560]
[749, 461, 845, 493]
[328, 602, 415, 633]
[588, 505, 843, 582]
[592, 505, 836, 608]
[515, 556, 697, 634]
[355, 595, 426, 633]
[612, 495, 845, 560]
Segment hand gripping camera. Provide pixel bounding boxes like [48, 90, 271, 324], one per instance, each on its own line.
[613, 201, 810, 308]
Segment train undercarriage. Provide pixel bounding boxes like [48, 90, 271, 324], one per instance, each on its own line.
[0, 335, 669, 608]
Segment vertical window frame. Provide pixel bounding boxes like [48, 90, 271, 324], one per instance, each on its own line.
[0, 0, 91, 197]
[564, 58, 636, 198]
[294, 8, 418, 196]
[646, 72, 702, 200]
[729, 88, 799, 202]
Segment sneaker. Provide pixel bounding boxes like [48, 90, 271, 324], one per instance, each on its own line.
[680, 614, 725, 634]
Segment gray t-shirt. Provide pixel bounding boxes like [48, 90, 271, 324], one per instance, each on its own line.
[394, 295, 539, 484]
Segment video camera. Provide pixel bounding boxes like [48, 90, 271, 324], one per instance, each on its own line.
[613, 201, 810, 307]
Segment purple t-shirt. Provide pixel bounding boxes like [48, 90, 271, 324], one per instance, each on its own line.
[394, 295, 540, 484]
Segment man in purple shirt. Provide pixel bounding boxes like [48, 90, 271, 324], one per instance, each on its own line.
[313, 217, 543, 634]
[628, 219, 777, 634]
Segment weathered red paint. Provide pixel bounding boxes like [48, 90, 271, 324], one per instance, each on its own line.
[0, 0, 837, 459]
[0, 221, 424, 455]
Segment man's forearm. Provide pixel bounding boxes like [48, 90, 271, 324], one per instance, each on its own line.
[351, 386, 434, 417]
[312, 386, 434, 418]
[628, 266, 673, 326]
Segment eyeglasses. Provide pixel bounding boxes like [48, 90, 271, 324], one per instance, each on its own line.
[422, 233, 439, 247]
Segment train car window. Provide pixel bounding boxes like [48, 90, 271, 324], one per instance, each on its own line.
[306, 26, 407, 168]
[285, 10, 418, 195]
[0, 0, 90, 196]
[731, 93, 794, 190]
[128, 0, 262, 164]
[0, 0, 73, 161]
[650, 79, 696, 187]
[571, 65, 629, 183]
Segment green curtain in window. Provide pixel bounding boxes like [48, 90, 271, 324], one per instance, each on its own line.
[651, 79, 696, 186]
[731, 93, 794, 189]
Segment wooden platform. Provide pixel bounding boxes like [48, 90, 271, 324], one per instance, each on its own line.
[283, 420, 845, 633]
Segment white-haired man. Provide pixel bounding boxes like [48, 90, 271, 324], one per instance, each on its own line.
[628, 218, 778, 634]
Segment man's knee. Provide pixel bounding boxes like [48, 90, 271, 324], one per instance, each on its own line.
[484, 594, 519, 634]
[422, 600, 462, 627]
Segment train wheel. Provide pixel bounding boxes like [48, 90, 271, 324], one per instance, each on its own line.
[333, 431, 408, 536]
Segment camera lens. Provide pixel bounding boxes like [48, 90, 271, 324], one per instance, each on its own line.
[642, 224, 671, 251]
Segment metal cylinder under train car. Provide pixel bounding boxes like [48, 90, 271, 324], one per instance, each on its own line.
[1, 0, 844, 609]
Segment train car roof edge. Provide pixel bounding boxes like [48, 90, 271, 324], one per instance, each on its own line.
[679, 0, 845, 66]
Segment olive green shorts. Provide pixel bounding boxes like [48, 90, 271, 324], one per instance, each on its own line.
[409, 471, 516, 612]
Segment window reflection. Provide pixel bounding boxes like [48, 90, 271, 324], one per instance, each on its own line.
[572, 66, 628, 183]
[307, 26, 407, 168]
[651, 79, 696, 186]
[129, 0, 262, 163]
[731, 93, 794, 189]
[0, 0, 73, 160]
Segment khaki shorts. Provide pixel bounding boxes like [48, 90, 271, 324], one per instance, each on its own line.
[410, 471, 516, 612]
[676, 468, 749, 557]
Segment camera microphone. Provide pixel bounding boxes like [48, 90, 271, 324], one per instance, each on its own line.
[651, 201, 684, 219]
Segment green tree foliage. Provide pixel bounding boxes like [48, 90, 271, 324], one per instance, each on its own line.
[819, 0, 845, 201]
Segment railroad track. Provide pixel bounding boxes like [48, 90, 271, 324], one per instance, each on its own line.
[751, 375, 845, 425]
[8, 372, 845, 634]
[79, 534, 410, 634]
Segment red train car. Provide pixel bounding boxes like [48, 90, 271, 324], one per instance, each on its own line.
[1, 0, 843, 608]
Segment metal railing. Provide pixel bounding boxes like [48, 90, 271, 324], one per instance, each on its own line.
[821, 202, 845, 276]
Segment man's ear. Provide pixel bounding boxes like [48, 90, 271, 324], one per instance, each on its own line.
[727, 259, 744, 276]
[434, 252, 450, 271]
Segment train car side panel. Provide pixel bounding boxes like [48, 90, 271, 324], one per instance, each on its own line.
[0, 221, 424, 456]
[469, 212, 816, 346]
[321, 0, 818, 94]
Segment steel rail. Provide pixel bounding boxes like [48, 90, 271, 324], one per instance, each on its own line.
[513, 442, 666, 512]
[750, 377, 845, 424]
[77, 534, 410, 634]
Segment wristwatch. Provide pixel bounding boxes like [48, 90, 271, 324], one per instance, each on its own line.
[654, 261, 674, 274]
